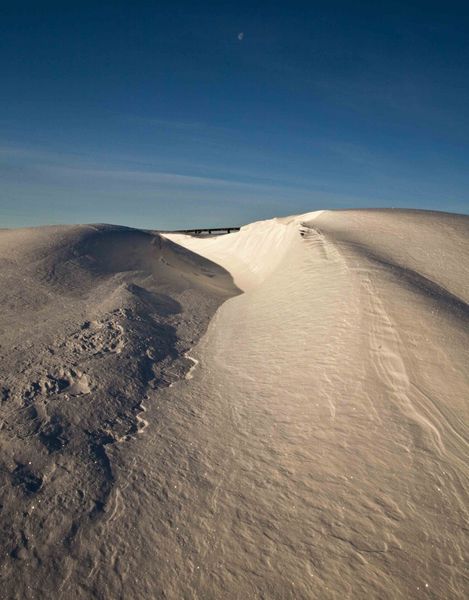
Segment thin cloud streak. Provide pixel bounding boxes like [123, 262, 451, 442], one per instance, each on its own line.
[38, 164, 301, 192]
[0, 141, 314, 193]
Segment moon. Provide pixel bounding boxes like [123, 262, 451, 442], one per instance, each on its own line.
[238, 32, 244, 41]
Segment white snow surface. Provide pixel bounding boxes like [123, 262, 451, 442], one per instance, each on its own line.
[1, 209, 468, 599]
[160, 209, 469, 598]
[165, 210, 325, 290]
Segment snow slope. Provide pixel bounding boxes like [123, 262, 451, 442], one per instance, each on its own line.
[0, 224, 239, 599]
[166, 210, 324, 290]
[160, 209, 469, 599]
[1, 210, 468, 599]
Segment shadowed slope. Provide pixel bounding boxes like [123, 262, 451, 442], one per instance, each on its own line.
[0, 224, 239, 599]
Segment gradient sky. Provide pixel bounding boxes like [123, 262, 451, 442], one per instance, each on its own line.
[1, 0, 468, 229]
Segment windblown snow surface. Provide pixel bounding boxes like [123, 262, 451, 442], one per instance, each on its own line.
[1, 209, 468, 599]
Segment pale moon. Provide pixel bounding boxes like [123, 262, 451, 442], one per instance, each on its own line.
[238, 32, 244, 41]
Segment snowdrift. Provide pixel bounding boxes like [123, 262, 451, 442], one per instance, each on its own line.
[162, 209, 469, 599]
[1, 209, 468, 599]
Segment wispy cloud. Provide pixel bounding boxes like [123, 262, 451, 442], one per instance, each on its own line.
[38, 164, 298, 192]
[0, 140, 313, 193]
[123, 115, 234, 136]
[0, 139, 379, 214]
[127, 116, 207, 131]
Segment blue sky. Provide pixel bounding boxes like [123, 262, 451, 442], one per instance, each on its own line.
[1, 0, 468, 228]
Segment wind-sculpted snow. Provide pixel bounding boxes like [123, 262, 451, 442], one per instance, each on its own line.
[0, 224, 238, 598]
[0, 211, 468, 599]
[163, 209, 469, 599]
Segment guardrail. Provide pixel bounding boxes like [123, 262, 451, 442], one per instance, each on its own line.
[167, 227, 241, 235]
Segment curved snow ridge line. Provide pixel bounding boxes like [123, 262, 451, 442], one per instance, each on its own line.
[314, 227, 469, 317]
[184, 352, 199, 380]
[317, 224, 469, 467]
[163, 210, 327, 292]
[367, 253, 469, 318]
[166, 351, 200, 387]
[362, 273, 446, 456]
[112, 401, 149, 443]
[136, 402, 149, 433]
[308, 224, 448, 457]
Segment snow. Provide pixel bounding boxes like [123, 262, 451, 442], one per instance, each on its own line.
[1, 209, 468, 599]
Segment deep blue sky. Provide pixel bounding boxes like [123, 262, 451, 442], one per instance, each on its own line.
[1, 0, 468, 228]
